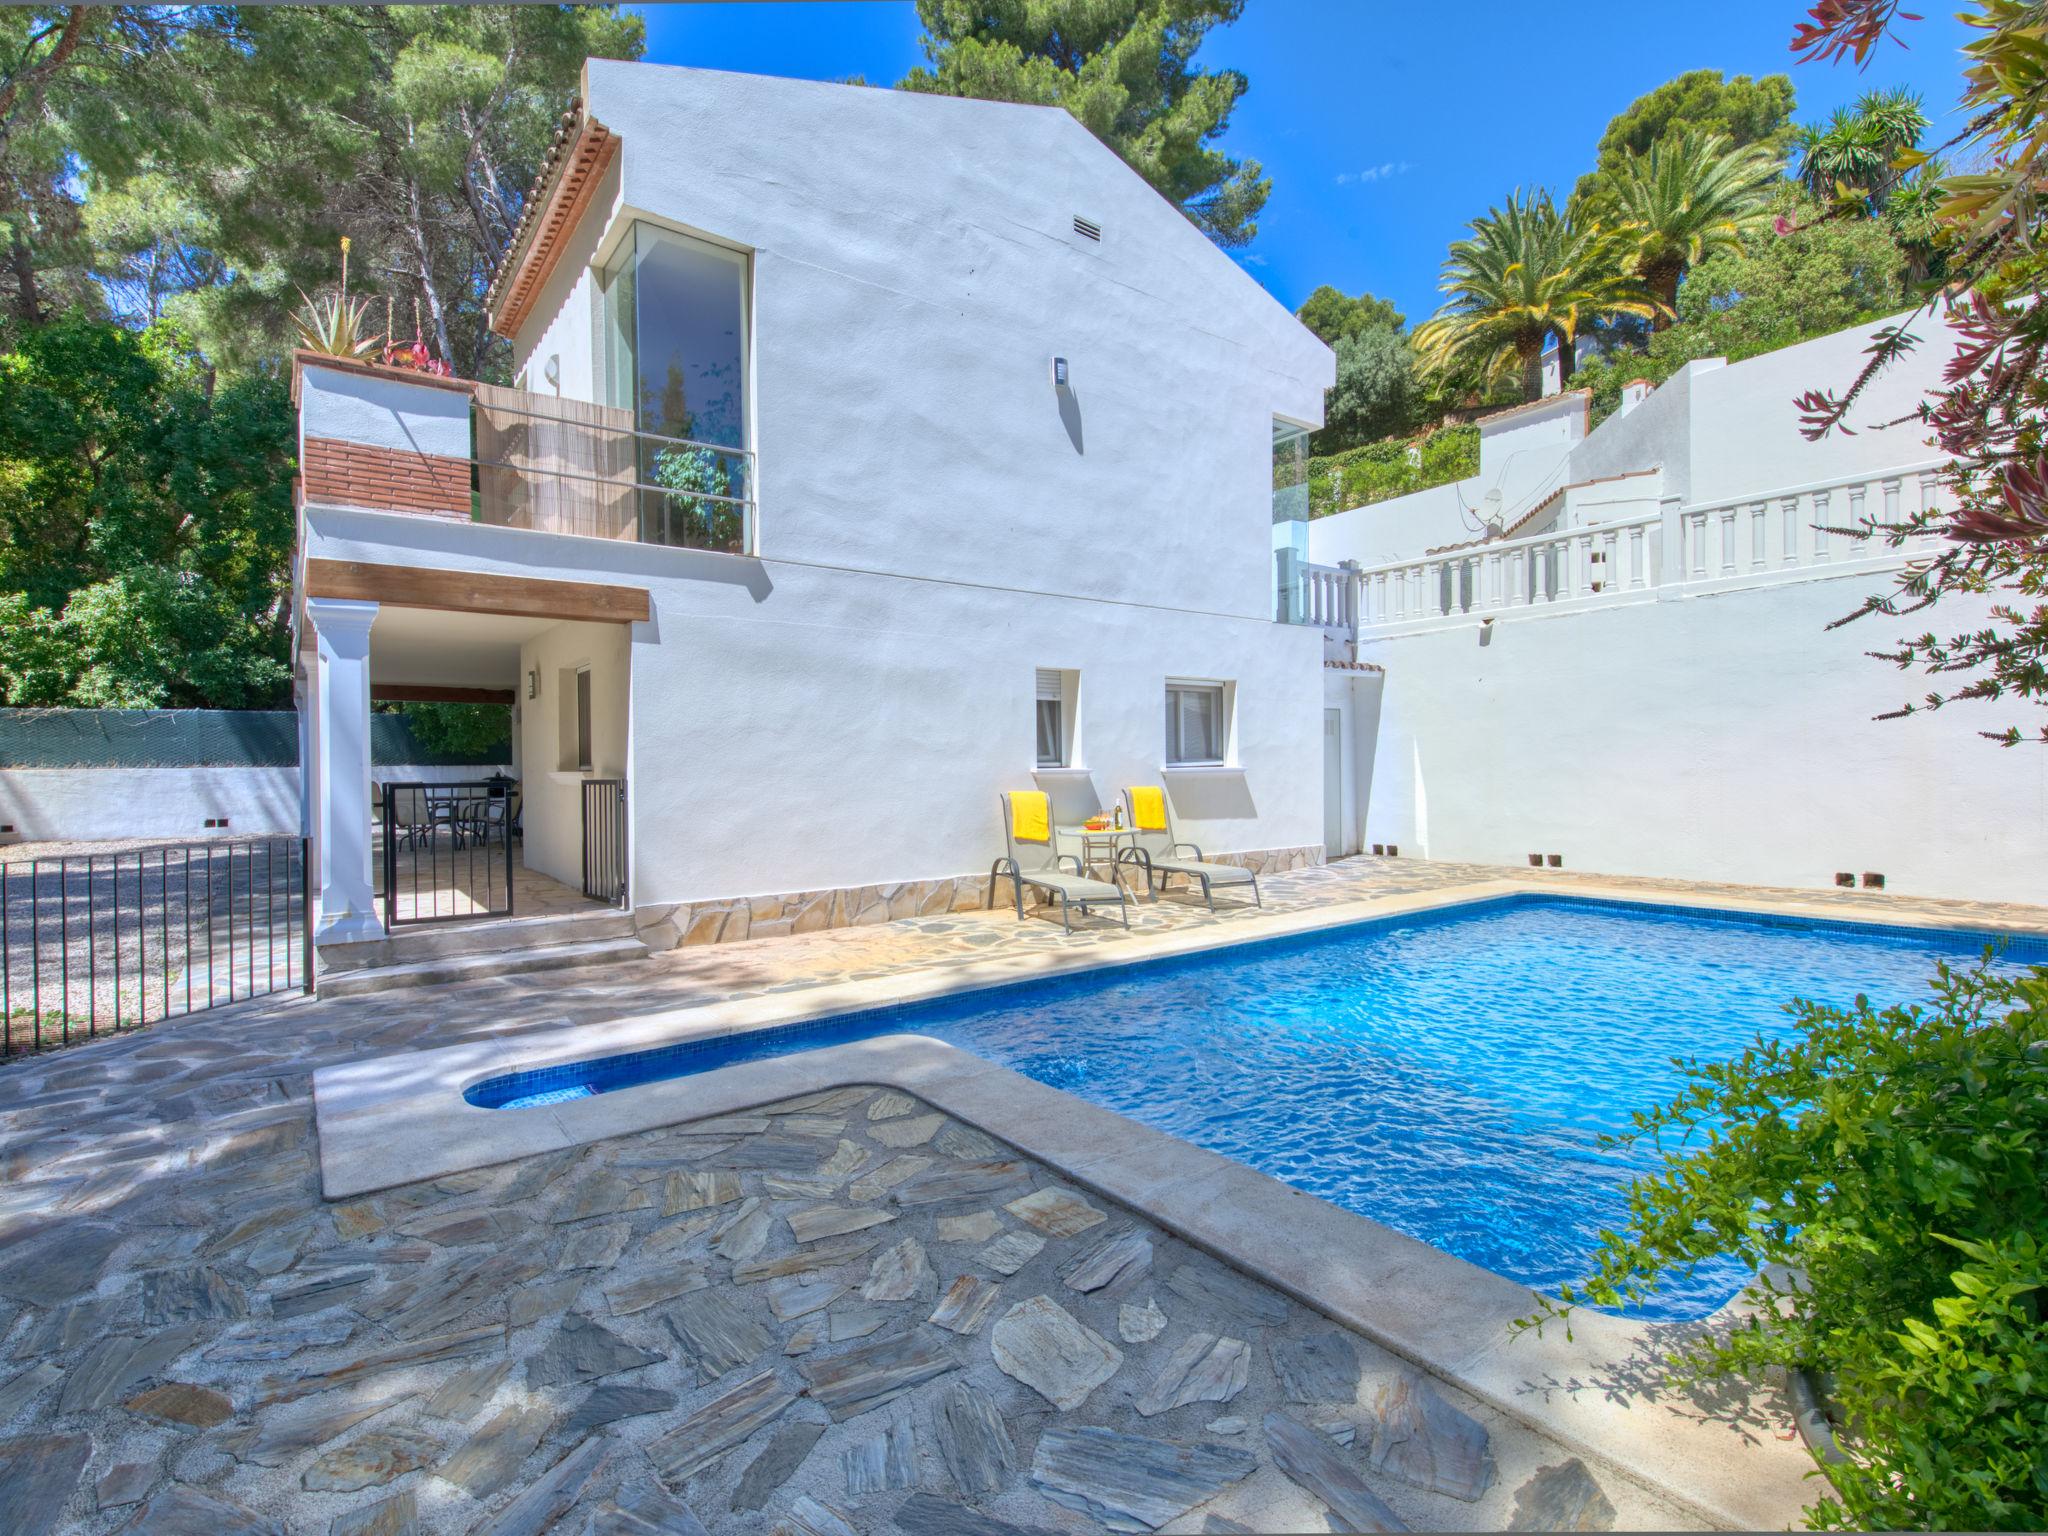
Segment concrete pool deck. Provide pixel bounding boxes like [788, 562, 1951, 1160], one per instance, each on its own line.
[7, 855, 2047, 1532]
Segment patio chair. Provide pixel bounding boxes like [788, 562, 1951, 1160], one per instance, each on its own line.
[986, 790, 1129, 932]
[1118, 785, 1261, 911]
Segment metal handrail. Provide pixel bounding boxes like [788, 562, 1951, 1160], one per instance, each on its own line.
[471, 454, 755, 510]
[473, 395, 756, 461]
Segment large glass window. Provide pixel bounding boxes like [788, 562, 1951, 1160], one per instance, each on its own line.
[1273, 419, 1312, 622]
[596, 221, 752, 552]
[1165, 682, 1227, 766]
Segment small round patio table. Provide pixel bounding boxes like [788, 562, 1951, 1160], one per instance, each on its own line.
[1056, 824, 1139, 878]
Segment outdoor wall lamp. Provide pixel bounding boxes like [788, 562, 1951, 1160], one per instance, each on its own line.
[526, 668, 540, 700]
[1051, 356, 1069, 389]
[543, 353, 560, 392]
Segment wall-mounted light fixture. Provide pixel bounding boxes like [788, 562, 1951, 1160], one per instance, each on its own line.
[543, 354, 561, 392]
[526, 668, 540, 700]
[1051, 356, 1069, 389]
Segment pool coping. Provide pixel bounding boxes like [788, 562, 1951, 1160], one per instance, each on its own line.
[307, 874, 1926, 1531]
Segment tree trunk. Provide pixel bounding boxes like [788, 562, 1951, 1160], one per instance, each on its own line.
[1517, 333, 1545, 402]
[1644, 257, 1684, 331]
[1553, 327, 1577, 386]
[7, 218, 41, 326]
[402, 174, 454, 367]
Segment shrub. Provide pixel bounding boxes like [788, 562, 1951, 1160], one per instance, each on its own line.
[1307, 425, 1479, 518]
[1528, 959, 2048, 1530]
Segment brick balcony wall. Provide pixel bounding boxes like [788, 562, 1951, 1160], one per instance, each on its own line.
[302, 436, 473, 520]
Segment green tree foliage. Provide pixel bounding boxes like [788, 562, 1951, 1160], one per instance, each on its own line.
[1414, 191, 1653, 402]
[1293, 284, 1403, 345]
[1571, 188, 1909, 421]
[1602, 130, 1780, 325]
[1795, 86, 1928, 212]
[1526, 958, 2048, 1531]
[150, 6, 646, 379]
[0, 315, 294, 707]
[1574, 68, 1796, 205]
[1305, 425, 1477, 518]
[899, 0, 1267, 246]
[394, 701, 513, 758]
[1320, 326, 1420, 451]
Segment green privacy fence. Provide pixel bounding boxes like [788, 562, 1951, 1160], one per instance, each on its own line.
[0, 709, 510, 769]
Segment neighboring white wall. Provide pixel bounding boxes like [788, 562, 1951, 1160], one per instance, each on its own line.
[1357, 575, 2048, 903]
[1308, 394, 1589, 567]
[303, 507, 1324, 905]
[1682, 312, 1954, 505]
[511, 156, 620, 404]
[1309, 481, 1487, 568]
[1569, 362, 1706, 501]
[0, 763, 505, 844]
[515, 620, 630, 889]
[297, 365, 471, 460]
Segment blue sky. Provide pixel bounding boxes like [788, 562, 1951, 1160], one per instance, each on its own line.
[630, 1, 1979, 326]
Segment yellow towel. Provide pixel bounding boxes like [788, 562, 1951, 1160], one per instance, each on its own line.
[1009, 790, 1051, 843]
[1129, 785, 1168, 832]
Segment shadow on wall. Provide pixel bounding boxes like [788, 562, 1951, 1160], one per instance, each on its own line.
[1057, 383, 1084, 455]
[1165, 771, 1255, 822]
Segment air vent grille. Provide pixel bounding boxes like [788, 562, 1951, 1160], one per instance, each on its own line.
[1072, 215, 1102, 242]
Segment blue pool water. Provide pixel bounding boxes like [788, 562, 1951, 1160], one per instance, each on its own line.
[471, 895, 2031, 1319]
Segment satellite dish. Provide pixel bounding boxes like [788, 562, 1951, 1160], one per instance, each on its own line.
[1481, 488, 1505, 540]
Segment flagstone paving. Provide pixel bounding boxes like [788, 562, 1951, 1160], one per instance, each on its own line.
[2, 854, 2043, 1531]
[0, 1079, 1708, 1534]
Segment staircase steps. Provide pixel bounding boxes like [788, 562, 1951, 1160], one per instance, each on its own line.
[316, 907, 648, 999]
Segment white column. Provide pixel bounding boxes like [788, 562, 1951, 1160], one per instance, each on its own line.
[308, 597, 381, 945]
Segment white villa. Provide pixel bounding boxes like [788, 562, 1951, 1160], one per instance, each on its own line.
[292, 60, 2042, 968]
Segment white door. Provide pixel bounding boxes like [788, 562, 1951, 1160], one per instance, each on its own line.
[1322, 708, 1344, 858]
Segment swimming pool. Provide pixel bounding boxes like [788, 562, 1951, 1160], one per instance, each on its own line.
[469, 894, 2032, 1319]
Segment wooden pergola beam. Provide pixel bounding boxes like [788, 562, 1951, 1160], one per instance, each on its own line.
[304, 557, 651, 625]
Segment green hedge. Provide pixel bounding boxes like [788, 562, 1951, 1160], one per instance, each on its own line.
[1307, 425, 1479, 519]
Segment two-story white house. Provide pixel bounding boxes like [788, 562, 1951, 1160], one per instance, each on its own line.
[292, 62, 1337, 960]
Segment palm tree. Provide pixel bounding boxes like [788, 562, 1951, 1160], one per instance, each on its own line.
[1413, 191, 1653, 403]
[1796, 87, 1929, 211]
[1607, 130, 1781, 328]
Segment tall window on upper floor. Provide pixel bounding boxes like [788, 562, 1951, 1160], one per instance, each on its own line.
[1272, 419, 1312, 622]
[596, 221, 754, 554]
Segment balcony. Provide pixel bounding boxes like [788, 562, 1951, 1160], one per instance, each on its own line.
[472, 384, 754, 554]
[294, 354, 757, 557]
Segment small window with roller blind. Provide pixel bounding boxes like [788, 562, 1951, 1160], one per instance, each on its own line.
[1035, 668, 1067, 769]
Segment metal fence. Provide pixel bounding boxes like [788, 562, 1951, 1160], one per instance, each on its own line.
[582, 779, 628, 907]
[0, 837, 311, 1058]
[380, 781, 517, 928]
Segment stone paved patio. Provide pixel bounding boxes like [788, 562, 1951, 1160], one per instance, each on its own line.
[2, 854, 2044, 1532]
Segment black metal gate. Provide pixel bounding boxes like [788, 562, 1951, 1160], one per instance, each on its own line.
[1, 837, 312, 1059]
[381, 780, 516, 929]
[582, 779, 628, 907]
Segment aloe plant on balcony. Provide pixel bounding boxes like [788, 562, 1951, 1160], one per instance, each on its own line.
[292, 237, 383, 361]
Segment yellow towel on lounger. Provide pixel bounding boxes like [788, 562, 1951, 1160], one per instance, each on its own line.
[1009, 790, 1051, 843]
[1129, 785, 1168, 832]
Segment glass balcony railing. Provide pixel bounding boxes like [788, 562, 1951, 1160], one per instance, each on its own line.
[472, 384, 755, 555]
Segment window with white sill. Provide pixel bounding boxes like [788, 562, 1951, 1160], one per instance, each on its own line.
[1164, 680, 1228, 767]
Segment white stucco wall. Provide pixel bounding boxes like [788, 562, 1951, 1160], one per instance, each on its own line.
[0, 763, 506, 844]
[303, 507, 1324, 906]
[1356, 574, 2047, 903]
[297, 365, 472, 460]
[518, 63, 1331, 623]
[516, 619, 630, 889]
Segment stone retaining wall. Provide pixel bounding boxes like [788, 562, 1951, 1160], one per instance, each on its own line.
[632, 845, 1323, 950]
